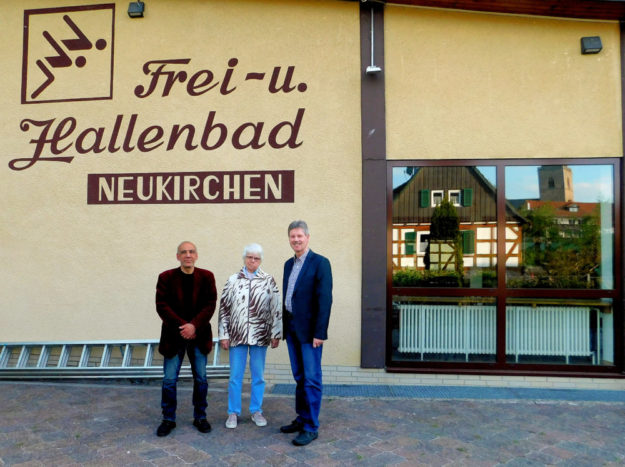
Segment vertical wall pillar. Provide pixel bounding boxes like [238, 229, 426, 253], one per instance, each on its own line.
[614, 20, 625, 374]
[360, 2, 386, 368]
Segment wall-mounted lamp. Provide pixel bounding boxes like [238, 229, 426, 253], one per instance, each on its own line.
[366, 9, 382, 74]
[581, 36, 602, 54]
[128, 1, 145, 18]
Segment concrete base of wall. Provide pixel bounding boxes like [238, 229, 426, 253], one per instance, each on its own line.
[261, 363, 625, 391]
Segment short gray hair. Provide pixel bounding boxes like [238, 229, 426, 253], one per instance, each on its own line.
[177, 241, 197, 254]
[242, 243, 263, 261]
[288, 220, 309, 236]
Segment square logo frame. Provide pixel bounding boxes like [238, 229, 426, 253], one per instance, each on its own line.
[21, 3, 115, 104]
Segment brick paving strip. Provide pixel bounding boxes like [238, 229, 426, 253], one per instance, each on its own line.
[1, 380, 624, 466]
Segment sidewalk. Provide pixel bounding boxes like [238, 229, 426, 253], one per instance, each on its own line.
[1, 379, 624, 466]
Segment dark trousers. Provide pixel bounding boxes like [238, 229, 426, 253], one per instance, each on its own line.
[285, 320, 323, 432]
[161, 344, 208, 421]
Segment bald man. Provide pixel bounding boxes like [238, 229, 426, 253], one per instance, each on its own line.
[155, 241, 217, 437]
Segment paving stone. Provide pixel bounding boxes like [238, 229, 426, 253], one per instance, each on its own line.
[1, 381, 625, 466]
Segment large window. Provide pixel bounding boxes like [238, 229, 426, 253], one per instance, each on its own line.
[389, 160, 620, 372]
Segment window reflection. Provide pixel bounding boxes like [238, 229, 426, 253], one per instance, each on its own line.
[392, 166, 497, 288]
[390, 162, 617, 368]
[505, 165, 614, 289]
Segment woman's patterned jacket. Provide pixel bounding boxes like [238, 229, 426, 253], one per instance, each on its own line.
[218, 267, 282, 347]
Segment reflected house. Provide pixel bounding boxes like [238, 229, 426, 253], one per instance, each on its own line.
[522, 165, 599, 238]
[523, 200, 600, 234]
[514, 199, 602, 287]
[519, 201, 602, 286]
[392, 166, 524, 273]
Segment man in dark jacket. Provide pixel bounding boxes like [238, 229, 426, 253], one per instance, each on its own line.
[280, 221, 333, 446]
[155, 241, 217, 437]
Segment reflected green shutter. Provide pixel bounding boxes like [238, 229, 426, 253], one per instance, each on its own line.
[462, 188, 473, 207]
[419, 189, 430, 208]
[405, 231, 416, 255]
[462, 230, 475, 254]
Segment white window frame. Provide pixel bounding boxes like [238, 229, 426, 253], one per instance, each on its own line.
[448, 189, 461, 206]
[417, 231, 430, 254]
[431, 190, 444, 207]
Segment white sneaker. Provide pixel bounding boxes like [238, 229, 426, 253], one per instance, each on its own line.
[225, 413, 237, 429]
[251, 411, 267, 427]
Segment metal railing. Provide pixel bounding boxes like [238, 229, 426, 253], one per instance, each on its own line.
[0, 339, 229, 379]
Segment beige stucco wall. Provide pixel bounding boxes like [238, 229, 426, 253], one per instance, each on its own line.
[385, 6, 623, 159]
[0, 0, 362, 366]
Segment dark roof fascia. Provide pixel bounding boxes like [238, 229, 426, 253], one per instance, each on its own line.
[377, 0, 625, 21]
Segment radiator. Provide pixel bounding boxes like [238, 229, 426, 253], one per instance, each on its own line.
[506, 306, 594, 364]
[398, 304, 496, 360]
[398, 304, 596, 364]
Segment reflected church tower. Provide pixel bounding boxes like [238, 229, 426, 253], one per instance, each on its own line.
[538, 165, 573, 202]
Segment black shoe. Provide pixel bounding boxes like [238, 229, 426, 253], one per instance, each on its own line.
[193, 418, 212, 433]
[292, 430, 318, 446]
[156, 420, 176, 437]
[280, 419, 303, 433]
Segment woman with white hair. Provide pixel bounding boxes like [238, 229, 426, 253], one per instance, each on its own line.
[218, 243, 282, 429]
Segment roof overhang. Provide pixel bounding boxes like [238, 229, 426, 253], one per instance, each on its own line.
[372, 0, 625, 21]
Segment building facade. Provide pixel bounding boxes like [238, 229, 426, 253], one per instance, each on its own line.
[2, 0, 625, 388]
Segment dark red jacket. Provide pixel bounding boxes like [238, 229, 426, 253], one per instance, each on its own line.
[156, 267, 217, 357]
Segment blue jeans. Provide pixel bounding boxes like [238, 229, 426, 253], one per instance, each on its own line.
[228, 344, 268, 415]
[285, 321, 323, 432]
[161, 344, 208, 421]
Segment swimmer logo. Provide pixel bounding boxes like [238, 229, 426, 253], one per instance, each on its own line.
[21, 4, 114, 104]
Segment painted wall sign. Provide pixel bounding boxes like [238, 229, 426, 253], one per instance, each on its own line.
[21, 4, 115, 104]
[9, 109, 305, 171]
[87, 170, 294, 204]
[12, 3, 306, 205]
